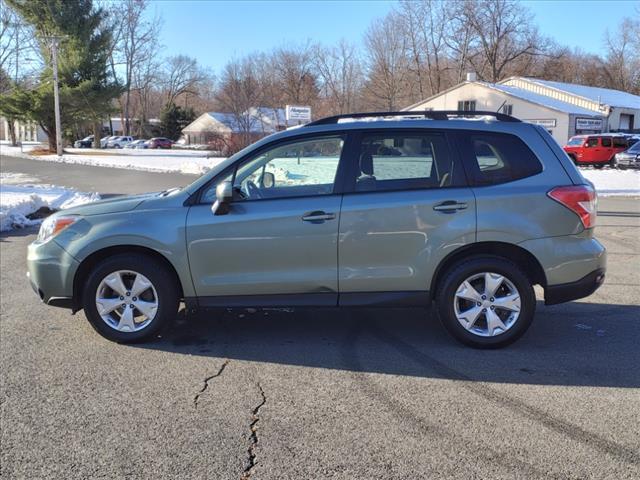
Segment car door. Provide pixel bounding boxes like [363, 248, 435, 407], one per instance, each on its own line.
[186, 133, 348, 305]
[338, 129, 476, 302]
[583, 137, 598, 162]
[599, 136, 613, 162]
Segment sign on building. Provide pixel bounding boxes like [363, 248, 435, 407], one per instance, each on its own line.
[286, 105, 312, 122]
[576, 118, 603, 130]
[525, 119, 557, 128]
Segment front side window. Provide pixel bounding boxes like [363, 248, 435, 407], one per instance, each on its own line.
[464, 132, 543, 185]
[354, 132, 459, 192]
[202, 135, 344, 203]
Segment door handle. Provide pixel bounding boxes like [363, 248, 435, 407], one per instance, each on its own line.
[302, 211, 336, 222]
[433, 201, 468, 212]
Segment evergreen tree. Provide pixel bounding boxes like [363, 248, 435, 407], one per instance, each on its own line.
[159, 103, 195, 141]
[5, 0, 121, 151]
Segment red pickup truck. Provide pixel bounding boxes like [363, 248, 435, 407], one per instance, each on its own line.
[563, 134, 633, 168]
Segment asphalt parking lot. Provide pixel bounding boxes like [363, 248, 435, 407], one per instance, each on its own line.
[1, 157, 639, 479]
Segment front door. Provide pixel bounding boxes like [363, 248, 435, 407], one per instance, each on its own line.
[186, 134, 347, 305]
[338, 130, 476, 300]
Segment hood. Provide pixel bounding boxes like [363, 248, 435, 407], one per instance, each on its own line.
[62, 192, 159, 216]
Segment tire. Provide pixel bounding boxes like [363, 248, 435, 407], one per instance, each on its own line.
[82, 253, 179, 343]
[435, 256, 536, 349]
[609, 156, 618, 169]
[593, 163, 604, 169]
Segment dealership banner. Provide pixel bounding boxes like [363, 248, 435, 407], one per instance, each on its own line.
[576, 118, 603, 130]
[526, 119, 557, 128]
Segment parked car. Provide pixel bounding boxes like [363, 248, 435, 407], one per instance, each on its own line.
[147, 137, 173, 149]
[613, 140, 640, 169]
[73, 135, 94, 148]
[100, 136, 117, 148]
[27, 110, 606, 348]
[563, 134, 631, 168]
[125, 139, 148, 149]
[106, 136, 134, 149]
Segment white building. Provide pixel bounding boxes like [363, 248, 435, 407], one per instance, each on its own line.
[404, 76, 640, 145]
[181, 108, 288, 146]
[0, 117, 47, 143]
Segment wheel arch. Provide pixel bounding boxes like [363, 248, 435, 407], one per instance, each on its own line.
[72, 245, 184, 312]
[430, 242, 547, 300]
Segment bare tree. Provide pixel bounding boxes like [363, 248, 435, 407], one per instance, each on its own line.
[603, 18, 640, 94]
[113, 0, 160, 135]
[362, 13, 410, 110]
[270, 43, 320, 108]
[458, 0, 550, 82]
[215, 55, 266, 150]
[397, 0, 450, 99]
[163, 55, 208, 106]
[314, 40, 363, 114]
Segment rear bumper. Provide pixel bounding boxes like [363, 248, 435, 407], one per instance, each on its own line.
[545, 268, 606, 305]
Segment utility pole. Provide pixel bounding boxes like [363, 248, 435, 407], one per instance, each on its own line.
[41, 35, 64, 156]
[50, 37, 63, 156]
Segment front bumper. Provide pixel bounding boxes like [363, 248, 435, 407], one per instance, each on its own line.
[27, 239, 79, 310]
[545, 268, 606, 305]
[616, 154, 640, 168]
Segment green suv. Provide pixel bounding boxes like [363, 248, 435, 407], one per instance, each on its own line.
[27, 111, 606, 348]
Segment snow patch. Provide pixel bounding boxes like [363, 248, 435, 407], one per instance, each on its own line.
[1, 143, 226, 175]
[580, 169, 640, 196]
[0, 173, 100, 232]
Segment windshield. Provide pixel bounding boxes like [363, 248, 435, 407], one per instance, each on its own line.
[627, 141, 640, 153]
[567, 137, 585, 146]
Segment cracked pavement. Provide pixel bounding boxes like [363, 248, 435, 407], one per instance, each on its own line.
[1, 158, 639, 479]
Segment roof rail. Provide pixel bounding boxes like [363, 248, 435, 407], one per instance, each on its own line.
[306, 110, 521, 126]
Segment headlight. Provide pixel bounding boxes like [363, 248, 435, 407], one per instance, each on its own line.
[37, 215, 79, 243]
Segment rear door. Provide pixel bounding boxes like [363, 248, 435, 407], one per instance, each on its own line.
[337, 129, 476, 299]
[599, 136, 613, 162]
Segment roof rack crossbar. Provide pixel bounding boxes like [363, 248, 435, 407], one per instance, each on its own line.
[306, 110, 521, 126]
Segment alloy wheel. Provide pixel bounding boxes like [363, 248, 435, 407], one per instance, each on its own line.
[453, 272, 521, 337]
[95, 270, 158, 332]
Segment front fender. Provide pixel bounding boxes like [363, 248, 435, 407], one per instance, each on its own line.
[54, 207, 195, 297]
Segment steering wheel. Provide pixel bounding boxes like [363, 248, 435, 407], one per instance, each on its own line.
[243, 180, 262, 199]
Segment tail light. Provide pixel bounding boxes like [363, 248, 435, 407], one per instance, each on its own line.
[547, 185, 597, 229]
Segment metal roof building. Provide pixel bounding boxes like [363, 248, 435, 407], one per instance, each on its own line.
[405, 75, 640, 145]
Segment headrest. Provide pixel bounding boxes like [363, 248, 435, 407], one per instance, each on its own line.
[360, 152, 374, 175]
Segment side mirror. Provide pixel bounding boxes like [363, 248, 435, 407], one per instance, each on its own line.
[260, 171, 275, 189]
[211, 180, 233, 215]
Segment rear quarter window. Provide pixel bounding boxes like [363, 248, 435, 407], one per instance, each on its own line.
[460, 132, 543, 185]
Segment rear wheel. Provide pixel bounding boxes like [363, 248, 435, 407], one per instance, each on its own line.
[82, 254, 179, 343]
[435, 256, 536, 348]
[594, 163, 605, 169]
[609, 156, 618, 169]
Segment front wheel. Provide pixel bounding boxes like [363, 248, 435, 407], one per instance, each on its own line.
[435, 256, 536, 348]
[82, 254, 179, 343]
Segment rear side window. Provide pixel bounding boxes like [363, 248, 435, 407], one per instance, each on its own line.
[586, 138, 599, 147]
[612, 137, 627, 147]
[353, 131, 462, 192]
[462, 132, 543, 185]
[601, 137, 612, 147]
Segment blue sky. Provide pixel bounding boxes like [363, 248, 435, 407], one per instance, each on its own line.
[152, 0, 636, 72]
